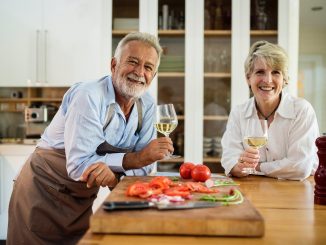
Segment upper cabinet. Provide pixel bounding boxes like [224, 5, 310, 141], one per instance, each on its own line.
[157, 0, 186, 168]
[0, 0, 109, 87]
[203, 0, 232, 171]
[250, 0, 278, 44]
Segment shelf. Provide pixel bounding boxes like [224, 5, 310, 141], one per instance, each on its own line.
[177, 115, 185, 120]
[204, 72, 231, 78]
[204, 157, 221, 163]
[204, 30, 232, 36]
[158, 157, 221, 164]
[29, 98, 62, 102]
[112, 29, 138, 36]
[158, 72, 184, 77]
[250, 30, 278, 36]
[158, 157, 184, 163]
[112, 30, 186, 37]
[158, 30, 185, 36]
[0, 98, 28, 102]
[204, 115, 228, 121]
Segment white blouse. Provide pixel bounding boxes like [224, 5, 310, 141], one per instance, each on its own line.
[221, 92, 320, 181]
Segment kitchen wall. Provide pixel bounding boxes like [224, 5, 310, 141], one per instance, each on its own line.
[299, 0, 326, 134]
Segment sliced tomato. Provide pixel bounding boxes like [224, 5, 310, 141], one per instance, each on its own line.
[149, 176, 172, 190]
[138, 188, 163, 198]
[164, 186, 190, 197]
[126, 182, 150, 197]
[185, 182, 219, 193]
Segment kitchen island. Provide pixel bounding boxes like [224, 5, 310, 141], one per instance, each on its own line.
[78, 175, 326, 244]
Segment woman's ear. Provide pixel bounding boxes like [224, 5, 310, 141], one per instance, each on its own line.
[246, 74, 251, 85]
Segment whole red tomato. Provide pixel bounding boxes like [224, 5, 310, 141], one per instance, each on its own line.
[179, 162, 195, 179]
[191, 164, 211, 182]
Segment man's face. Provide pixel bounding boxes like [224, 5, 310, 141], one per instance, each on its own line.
[111, 40, 158, 99]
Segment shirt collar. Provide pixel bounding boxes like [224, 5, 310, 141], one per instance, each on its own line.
[277, 92, 296, 119]
[244, 92, 296, 119]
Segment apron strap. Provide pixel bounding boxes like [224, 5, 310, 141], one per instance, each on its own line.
[103, 98, 142, 135]
[135, 99, 142, 135]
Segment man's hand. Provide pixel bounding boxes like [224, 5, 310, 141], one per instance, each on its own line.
[123, 137, 174, 170]
[80, 162, 118, 188]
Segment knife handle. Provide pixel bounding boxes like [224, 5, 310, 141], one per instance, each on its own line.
[103, 201, 152, 211]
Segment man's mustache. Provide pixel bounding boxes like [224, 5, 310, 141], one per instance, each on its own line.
[127, 74, 146, 85]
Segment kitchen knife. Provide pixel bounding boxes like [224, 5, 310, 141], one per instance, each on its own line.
[103, 201, 222, 211]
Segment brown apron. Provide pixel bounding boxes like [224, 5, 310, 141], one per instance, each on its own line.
[7, 100, 142, 245]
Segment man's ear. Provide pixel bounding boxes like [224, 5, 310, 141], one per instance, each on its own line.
[111, 57, 117, 74]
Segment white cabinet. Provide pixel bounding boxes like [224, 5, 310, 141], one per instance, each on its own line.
[0, 0, 110, 87]
[0, 145, 34, 240]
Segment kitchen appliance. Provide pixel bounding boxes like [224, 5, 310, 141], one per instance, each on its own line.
[24, 105, 57, 138]
[25, 107, 48, 122]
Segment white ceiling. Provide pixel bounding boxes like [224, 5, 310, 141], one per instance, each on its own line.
[300, 0, 326, 30]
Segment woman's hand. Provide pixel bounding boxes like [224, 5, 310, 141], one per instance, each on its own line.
[80, 162, 118, 188]
[230, 147, 260, 177]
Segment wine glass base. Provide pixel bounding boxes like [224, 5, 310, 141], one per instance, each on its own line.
[164, 154, 181, 160]
[242, 168, 257, 175]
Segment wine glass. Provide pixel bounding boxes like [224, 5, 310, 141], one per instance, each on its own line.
[154, 104, 180, 159]
[242, 118, 268, 174]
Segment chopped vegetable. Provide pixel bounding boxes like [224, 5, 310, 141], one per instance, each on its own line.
[199, 189, 244, 205]
[205, 179, 239, 188]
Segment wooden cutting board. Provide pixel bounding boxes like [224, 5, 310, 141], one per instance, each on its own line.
[90, 176, 264, 237]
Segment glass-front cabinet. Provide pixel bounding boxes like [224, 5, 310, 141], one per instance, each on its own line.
[203, 0, 231, 172]
[157, 0, 185, 171]
[250, 0, 278, 44]
[108, 0, 296, 173]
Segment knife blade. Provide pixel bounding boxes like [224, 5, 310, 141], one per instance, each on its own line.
[103, 201, 222, 211]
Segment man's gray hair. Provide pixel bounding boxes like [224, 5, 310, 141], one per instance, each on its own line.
[114, 32, 163, 70]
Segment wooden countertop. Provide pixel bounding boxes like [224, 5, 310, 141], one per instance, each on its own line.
[78, 175, 326, 245]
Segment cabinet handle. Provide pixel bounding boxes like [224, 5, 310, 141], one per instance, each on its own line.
[44, 30, 48, 83]
[36, 30, 40, 83]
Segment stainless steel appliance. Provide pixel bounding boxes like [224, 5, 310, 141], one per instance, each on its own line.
[24, 105, 57, 138]
[25, 107, 48, 122]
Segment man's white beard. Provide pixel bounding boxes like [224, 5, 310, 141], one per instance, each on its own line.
[114, 74, 148, 99]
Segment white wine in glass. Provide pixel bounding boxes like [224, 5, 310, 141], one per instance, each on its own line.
[154, 104, 180, 159]
[242, 119, 268, 174]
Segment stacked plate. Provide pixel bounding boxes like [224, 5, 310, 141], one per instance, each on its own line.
[203, 137, 222, 157]
[159, 55, 184, 72]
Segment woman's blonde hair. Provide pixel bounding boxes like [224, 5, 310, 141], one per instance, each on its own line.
[114, 32, 163, 71]
[244, 40, 289, 86]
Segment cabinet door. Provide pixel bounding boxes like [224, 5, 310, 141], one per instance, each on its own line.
[43, 0, 109, 85]
[0, 0, 42, 86]
[157, 0, 186, 172]
[203, 0, 231, 172]
[0, 154, 30, 239]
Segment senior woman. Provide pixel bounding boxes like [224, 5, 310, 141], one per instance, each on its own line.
[221, 40, 320, 180]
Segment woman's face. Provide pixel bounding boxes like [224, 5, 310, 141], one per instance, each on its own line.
[247, 58, 284, 105]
